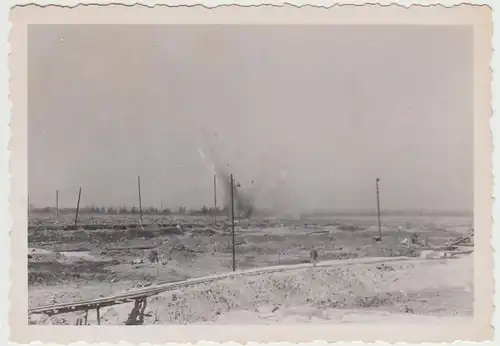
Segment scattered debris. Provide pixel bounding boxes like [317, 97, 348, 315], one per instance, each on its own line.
[419, 250, 448, 259]
[149, 250, 159, 264]
[337, 224, 364, 231]
[135, 281, 152, 288]
[307, 230, 330, 236]
[131, 258, 144, 265]
[447, 230, 474, 247]
[375, 264, 395, 272]
[191, 228, 217, 237]
[411, 233, 419, 245]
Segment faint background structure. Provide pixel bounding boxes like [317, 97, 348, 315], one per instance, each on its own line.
[27, 25, 473, 213]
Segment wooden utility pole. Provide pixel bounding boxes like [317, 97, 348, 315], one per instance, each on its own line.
[213, 173, 217, 224]
[137, 176, 143, 223]
[376, 178, 382, 240]
[56, 189, 59, 218]
[230, 174, 236, 271]
[74, 187, 82, 227]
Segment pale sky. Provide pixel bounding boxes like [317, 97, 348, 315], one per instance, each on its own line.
[28, 25, 473, 212]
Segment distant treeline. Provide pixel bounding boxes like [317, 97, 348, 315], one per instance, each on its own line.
[30, 205, 472, 218]
[30, 205, 229, 216]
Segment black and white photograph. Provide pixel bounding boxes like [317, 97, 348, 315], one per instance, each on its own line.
[9, 5, 492, 342]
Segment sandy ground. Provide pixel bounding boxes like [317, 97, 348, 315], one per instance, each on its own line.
[27, 213, 473, 325]
[29, 254, 472, 325]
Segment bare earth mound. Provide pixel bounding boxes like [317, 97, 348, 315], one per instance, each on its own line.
[32, 255, 472, 325]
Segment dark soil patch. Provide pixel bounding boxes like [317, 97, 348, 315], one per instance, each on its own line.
[28, 259, 117, 286]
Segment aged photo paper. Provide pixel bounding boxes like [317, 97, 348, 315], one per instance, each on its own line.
[8, 2, 493, 344]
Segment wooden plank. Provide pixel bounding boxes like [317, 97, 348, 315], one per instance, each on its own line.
[449, 233, 474, 247]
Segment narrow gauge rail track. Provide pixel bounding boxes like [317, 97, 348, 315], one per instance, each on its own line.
[29, 256, 416, 319]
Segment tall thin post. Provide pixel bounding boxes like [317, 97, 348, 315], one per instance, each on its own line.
[74, 187, 82, 227]
[161, 199, 163, 212]
[56, 189, 59, 218]
[137, 176, 143, 223]
[96, 306, 101, 325]
[376, 178, 382, 239]
[230, 174, 236, 271]
[213, 173, 217, 224]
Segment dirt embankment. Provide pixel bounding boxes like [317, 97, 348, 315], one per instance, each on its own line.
[30, 254, 472, 325]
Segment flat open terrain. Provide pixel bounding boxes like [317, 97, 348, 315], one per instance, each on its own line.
[27, 212, 473, 325]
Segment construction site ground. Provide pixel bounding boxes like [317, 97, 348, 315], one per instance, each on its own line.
[28, 213, 473, 325]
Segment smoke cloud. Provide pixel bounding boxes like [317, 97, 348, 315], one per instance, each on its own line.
[198, 131, 256, 218]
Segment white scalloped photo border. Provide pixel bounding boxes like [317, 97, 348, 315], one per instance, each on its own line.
[1, 1, 497, 345]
